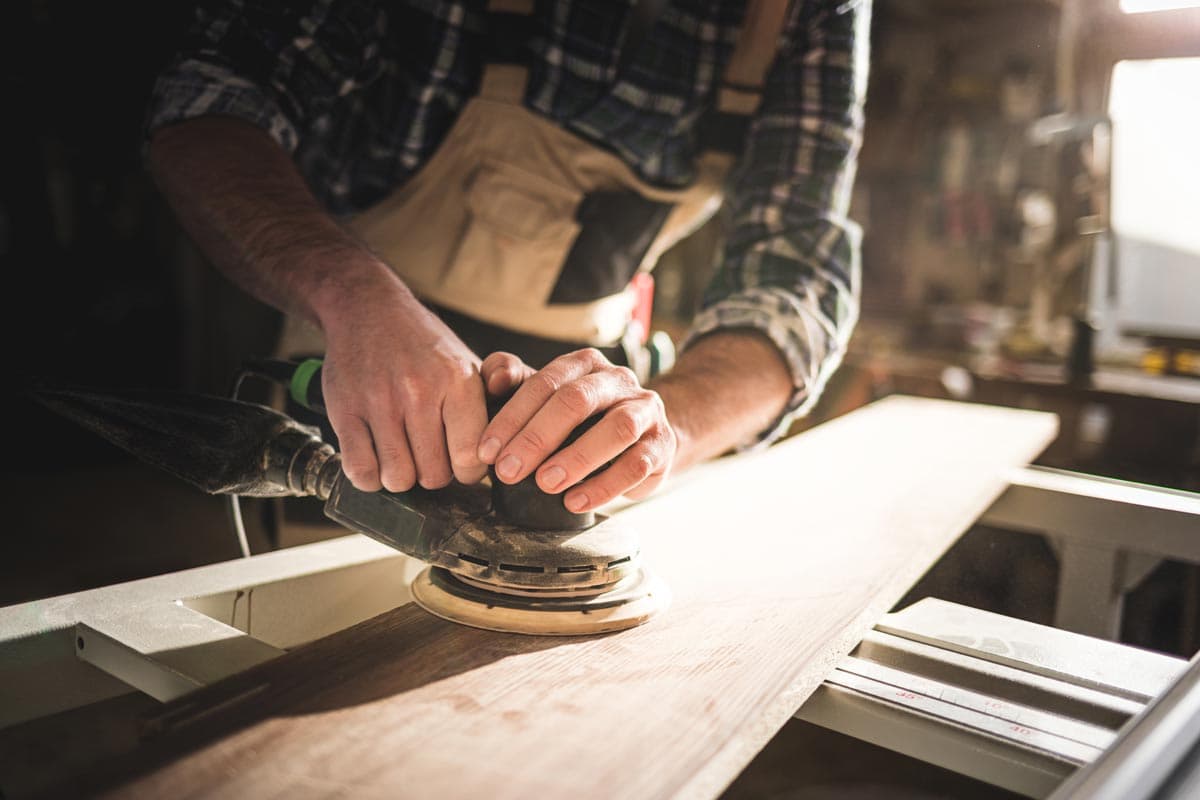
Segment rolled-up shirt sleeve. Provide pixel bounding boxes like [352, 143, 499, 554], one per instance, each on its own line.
[683, 0, 870, 447]
[148, 55, 300, 151]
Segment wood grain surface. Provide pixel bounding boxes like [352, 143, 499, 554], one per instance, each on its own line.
[89, 396, 1058, 800]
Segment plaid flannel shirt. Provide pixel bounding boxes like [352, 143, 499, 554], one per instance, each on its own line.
[148, 0, 870, 446]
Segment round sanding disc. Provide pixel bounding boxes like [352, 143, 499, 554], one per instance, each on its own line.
[411, 566, 671, 636]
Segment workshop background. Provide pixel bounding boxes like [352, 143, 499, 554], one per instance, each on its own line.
[3, 1, 1199, 796]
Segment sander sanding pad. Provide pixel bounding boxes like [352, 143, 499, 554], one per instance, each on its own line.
[412, 566, 670, 636]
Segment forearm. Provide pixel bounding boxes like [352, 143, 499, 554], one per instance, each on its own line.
[674, 0, 870, 453]
[649, 329, 793, 472]
[147, 115, 411, 327]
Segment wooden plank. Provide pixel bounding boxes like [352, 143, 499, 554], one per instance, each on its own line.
[87, 396, 1057, 799]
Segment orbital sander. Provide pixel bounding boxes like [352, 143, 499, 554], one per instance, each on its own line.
[32, 360, 669, 636]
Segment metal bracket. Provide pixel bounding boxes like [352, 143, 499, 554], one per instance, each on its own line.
[74, 605, 283, 703]
[981, 466, 1200, 639]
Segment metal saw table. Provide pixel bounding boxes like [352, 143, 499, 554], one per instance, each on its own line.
[801, 466, 1200, 798]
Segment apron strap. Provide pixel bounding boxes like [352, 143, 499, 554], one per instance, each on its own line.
[721, 0, 792, 110]
[700, 0, 792, 153]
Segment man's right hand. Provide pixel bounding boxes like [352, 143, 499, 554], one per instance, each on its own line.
[147, 117, 494, 493]
[316, 279, 490, 493]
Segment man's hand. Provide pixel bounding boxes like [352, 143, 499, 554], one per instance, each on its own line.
[477, 349, 677, 513]
[318, 282, 489, 493]
[148, 117, 493, 494]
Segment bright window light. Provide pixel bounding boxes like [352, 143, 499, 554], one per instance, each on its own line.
[1120, 0, 1200, 13]
[1108, 58, 1200, 338]
[1109, 58, 1200, 255]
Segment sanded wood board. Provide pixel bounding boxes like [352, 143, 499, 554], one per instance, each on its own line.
[88, 396, 1057, 799]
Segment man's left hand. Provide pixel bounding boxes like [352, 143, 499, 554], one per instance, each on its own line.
[477, 349, 677, 513]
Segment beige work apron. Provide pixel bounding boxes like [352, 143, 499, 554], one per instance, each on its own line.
[281, 0, 790, 356]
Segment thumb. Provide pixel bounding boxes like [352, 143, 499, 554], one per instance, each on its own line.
[480, 351, 536, 398]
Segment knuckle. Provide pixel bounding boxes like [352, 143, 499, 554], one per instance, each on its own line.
[449, 361, 478, 385]
[554, 382, 595, 418]
[417, 463, 453, 490]
[374, 442, 409, 465]
[609, 407, 642, 445]
[515, 427, 549, 455]
[451, 448, 482, 472]
[328, 409, 363, 429]
[638, 390, 670, 429]
[343, 456, 379, 486]
[612, 365, 638, 386]
[504, 366, 527, 388]
[627, 452, 655, 482]
[580, 347, 605, 365]
[398, 375, 430, 406]
[454, 463, 488, 485]
[381, 473, 415, 493]
[419, 473, 452, 490]
[564, 447, 594, 474]
[561, 347, 603, 371]
[530, 372, 561, 398]
[451, 438, 482, 461]
[584, 481, 614, 507]
[481, 351, 513, 372]
[659, 424, 678, 453]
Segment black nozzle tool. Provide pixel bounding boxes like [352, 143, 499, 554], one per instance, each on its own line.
[29, 384, 338, 498]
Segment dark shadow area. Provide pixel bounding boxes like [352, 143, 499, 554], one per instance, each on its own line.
[63, 604, 577, 797]
[897, 526, 1058, 627]
[898, 522, 1200, 660]
[722, 718, 1021, 800]
[0, 691, 159, 800]
[1123, 560, 1200, 657]
[3, 2, 285, 602]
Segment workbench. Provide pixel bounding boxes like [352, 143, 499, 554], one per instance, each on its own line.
[2, 395, 1197, 798]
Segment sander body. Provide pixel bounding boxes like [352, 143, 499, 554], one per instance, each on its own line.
[32, 361, 669, 635]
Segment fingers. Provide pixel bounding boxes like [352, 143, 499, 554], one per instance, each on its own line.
[403, 387, 454, 489]
[528, 394, 654, 491]
[482, 349, 632, 482]
[443, 374, 489, 485]
[366, 402, 417, 492]
[478, 346, 678, 509]
[477, 351, 541, 464]
[549, 398, 674, 512]
[329, 412, 383, 492]
[561, 433, 672, 513]
[496, 371, 640, 484]
[330, 366, 487, 493]
[319, 304, 496, 492]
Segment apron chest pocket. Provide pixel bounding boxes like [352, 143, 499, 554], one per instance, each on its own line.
[441, 160, 583, 308]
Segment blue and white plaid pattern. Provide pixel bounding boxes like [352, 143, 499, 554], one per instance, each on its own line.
[148, 0, 870, 444]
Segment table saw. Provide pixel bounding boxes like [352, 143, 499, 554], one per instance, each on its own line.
[2, 395, 1199, 799]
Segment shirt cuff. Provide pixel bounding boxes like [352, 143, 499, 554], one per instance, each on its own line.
[145, 58, 299, 152]
[680, 286, 854, 449]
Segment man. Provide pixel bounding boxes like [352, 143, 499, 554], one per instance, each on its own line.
[146, 0, 868, 515]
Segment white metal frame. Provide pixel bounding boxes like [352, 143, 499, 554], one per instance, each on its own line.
[981, 466, 1200, 639]
[0, 535, 420, 729]
[800, 467, 1200, 797]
